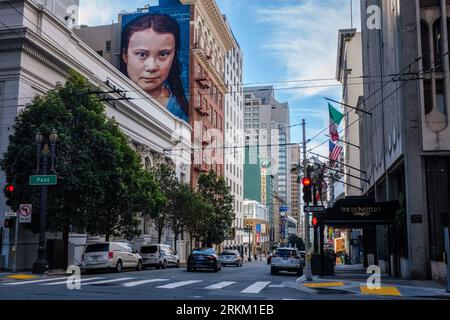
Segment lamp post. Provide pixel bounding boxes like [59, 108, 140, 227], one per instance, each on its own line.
[32, 130, 58, 274]
[245, 223, 253, 262]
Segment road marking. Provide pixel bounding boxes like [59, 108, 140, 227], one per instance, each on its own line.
[42, 277, 105, 286]
[122, 279, 170, 288]
[156, 280, 203, 289]
[360, 286, 402, 296]
[6, 275, 38, 280]
[268, 284, 285, 288]
[2, 277, 69, 286]
[81, 277, 134, 286]
[304, 282, 345, 288]
[241, 281, 271, 294]
[204, 281, 236, 290]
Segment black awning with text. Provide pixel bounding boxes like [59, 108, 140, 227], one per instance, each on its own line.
[322, 196, 400, 227]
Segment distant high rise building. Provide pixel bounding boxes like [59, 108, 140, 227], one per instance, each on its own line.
[243, 86, 291, 205]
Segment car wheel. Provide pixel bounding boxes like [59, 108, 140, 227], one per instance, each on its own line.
[270, 267, 277, 275]
[136, 260, 143, 271]
[163, 260, 168, 269]
[176, 260, 180, 268]
[297, 268, 303, 276]
[116, 260, 123, 273]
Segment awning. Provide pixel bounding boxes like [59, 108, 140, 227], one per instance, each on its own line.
[321, 196, 400, 227]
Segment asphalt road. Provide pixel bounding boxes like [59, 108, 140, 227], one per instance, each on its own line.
[0, 261, 443, 301]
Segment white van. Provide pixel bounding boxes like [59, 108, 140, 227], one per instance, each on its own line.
[140, 244, 180, 269]
[81, 242, 143, 273]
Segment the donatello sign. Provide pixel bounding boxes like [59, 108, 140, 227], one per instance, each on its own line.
[29, 175, 57, 186]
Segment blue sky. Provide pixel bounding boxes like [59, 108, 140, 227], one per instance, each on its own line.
[79, 0, 361, 156]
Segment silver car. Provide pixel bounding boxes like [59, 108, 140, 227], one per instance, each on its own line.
[81, 242, 143, 273]
[270, 248, 304, 276]
[140, 244, 180, 269]
[219, 250, 243, 267]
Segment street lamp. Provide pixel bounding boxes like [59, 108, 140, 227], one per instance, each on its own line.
[244, 223, 253, 262]
[32, 130, 58, 274]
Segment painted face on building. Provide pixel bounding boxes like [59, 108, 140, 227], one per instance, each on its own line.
[123, 28, 175, 99]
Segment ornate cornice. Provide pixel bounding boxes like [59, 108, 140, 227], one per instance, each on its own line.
[0, 33, 68, 75]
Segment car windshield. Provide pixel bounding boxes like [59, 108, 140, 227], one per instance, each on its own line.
[85, 243, 109, 253]
[220, 251, 235, 256]
[140, 246, 157, 254]
[276, 249, 298, 257]
[192, 248, 215, 255]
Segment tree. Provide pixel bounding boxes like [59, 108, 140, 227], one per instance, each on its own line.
[1, 71, 157, 266]
[288, 235, 305, 251]
[151, 163, 178, 244]
[197, 171, 235, 247]
[182, 190, 213, 251]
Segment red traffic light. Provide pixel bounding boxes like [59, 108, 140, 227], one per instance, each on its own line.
[5, 184, 15, 193]
[312, 216, 319, 227]
[302, 178, 311, 187]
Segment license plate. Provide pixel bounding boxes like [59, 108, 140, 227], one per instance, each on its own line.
[90, 256, 100, 260]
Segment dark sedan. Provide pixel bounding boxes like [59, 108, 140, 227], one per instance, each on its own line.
[187, 248, 222, 272]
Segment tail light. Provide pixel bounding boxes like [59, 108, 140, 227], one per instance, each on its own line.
[206, 256, 215, 261]
[108, 252, 113, 260]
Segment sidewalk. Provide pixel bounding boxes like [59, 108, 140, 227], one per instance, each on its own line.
[287, 265, 450, 299]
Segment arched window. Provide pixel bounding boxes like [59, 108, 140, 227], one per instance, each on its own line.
[421, 20, 430, 71]
[145, 157, 153, 171]
[433, 18, 443, 72]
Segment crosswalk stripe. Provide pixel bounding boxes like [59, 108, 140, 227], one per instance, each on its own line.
[241, 281, 271, 294]
[42, 277, 105, 286]
[204, 281, 236, 290]
[81, 278, 134, 286]
[122, 279, 170, 288]
[269, 284, 285, 288]
[156, 280, 203, 289]
[2, 277, 69, 286]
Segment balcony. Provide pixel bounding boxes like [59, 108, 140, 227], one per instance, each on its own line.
[195, 105, 210, 116]
[194, 164, 209, 173]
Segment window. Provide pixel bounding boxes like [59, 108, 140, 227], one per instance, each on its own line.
[105, 41, 111, 53]
[433, 19, 444, 72]
[208, 106, 212, 122]
[421, 21, 430, 71]
[196, 93, 201, 109]
[213, 111, 217, 128]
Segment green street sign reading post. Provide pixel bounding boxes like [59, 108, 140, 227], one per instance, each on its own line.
[29, 175, 58, 186]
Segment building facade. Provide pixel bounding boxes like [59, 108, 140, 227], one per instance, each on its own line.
[0, 0, 192, 270]
[243, 200, 270, 259]
[359, 0, 450, 280]
[290, 144, 302, 238]
[222, 16, 244, 253]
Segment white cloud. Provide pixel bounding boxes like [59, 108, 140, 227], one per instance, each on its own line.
[255, 0, 360, 99]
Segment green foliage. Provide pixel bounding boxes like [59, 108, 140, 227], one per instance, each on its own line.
[197, 170, 235, 246]
[1, 71, 160, 241]
[288, 235, 305, 251]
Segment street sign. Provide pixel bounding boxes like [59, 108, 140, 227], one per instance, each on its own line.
[304, 205, 325, 213]
[19, 204, 32, 223]
[29, 175, 57, 186]
[280, 205, 289, 213]
[5, 212, 17, 217]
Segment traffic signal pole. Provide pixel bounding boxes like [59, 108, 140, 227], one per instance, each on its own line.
[302, 119, 313, 281]
[12, 217, 19, 273]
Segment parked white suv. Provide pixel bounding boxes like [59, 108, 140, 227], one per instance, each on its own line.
[140, 244, 180, 269]
[270, 247, 304, 276]
[81, 242, 143, 273]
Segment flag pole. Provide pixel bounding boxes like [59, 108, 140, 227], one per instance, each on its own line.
[325, 97, 372, 116]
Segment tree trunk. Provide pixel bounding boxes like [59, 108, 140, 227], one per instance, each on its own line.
[173, 232, 178, 255]
[63, 225, 69, 270]
[158, 226, 163, 244]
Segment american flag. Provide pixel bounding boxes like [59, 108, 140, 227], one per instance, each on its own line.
[329, 141, 342, 164]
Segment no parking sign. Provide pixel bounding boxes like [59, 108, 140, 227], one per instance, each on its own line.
[19, 204, 32, 223]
